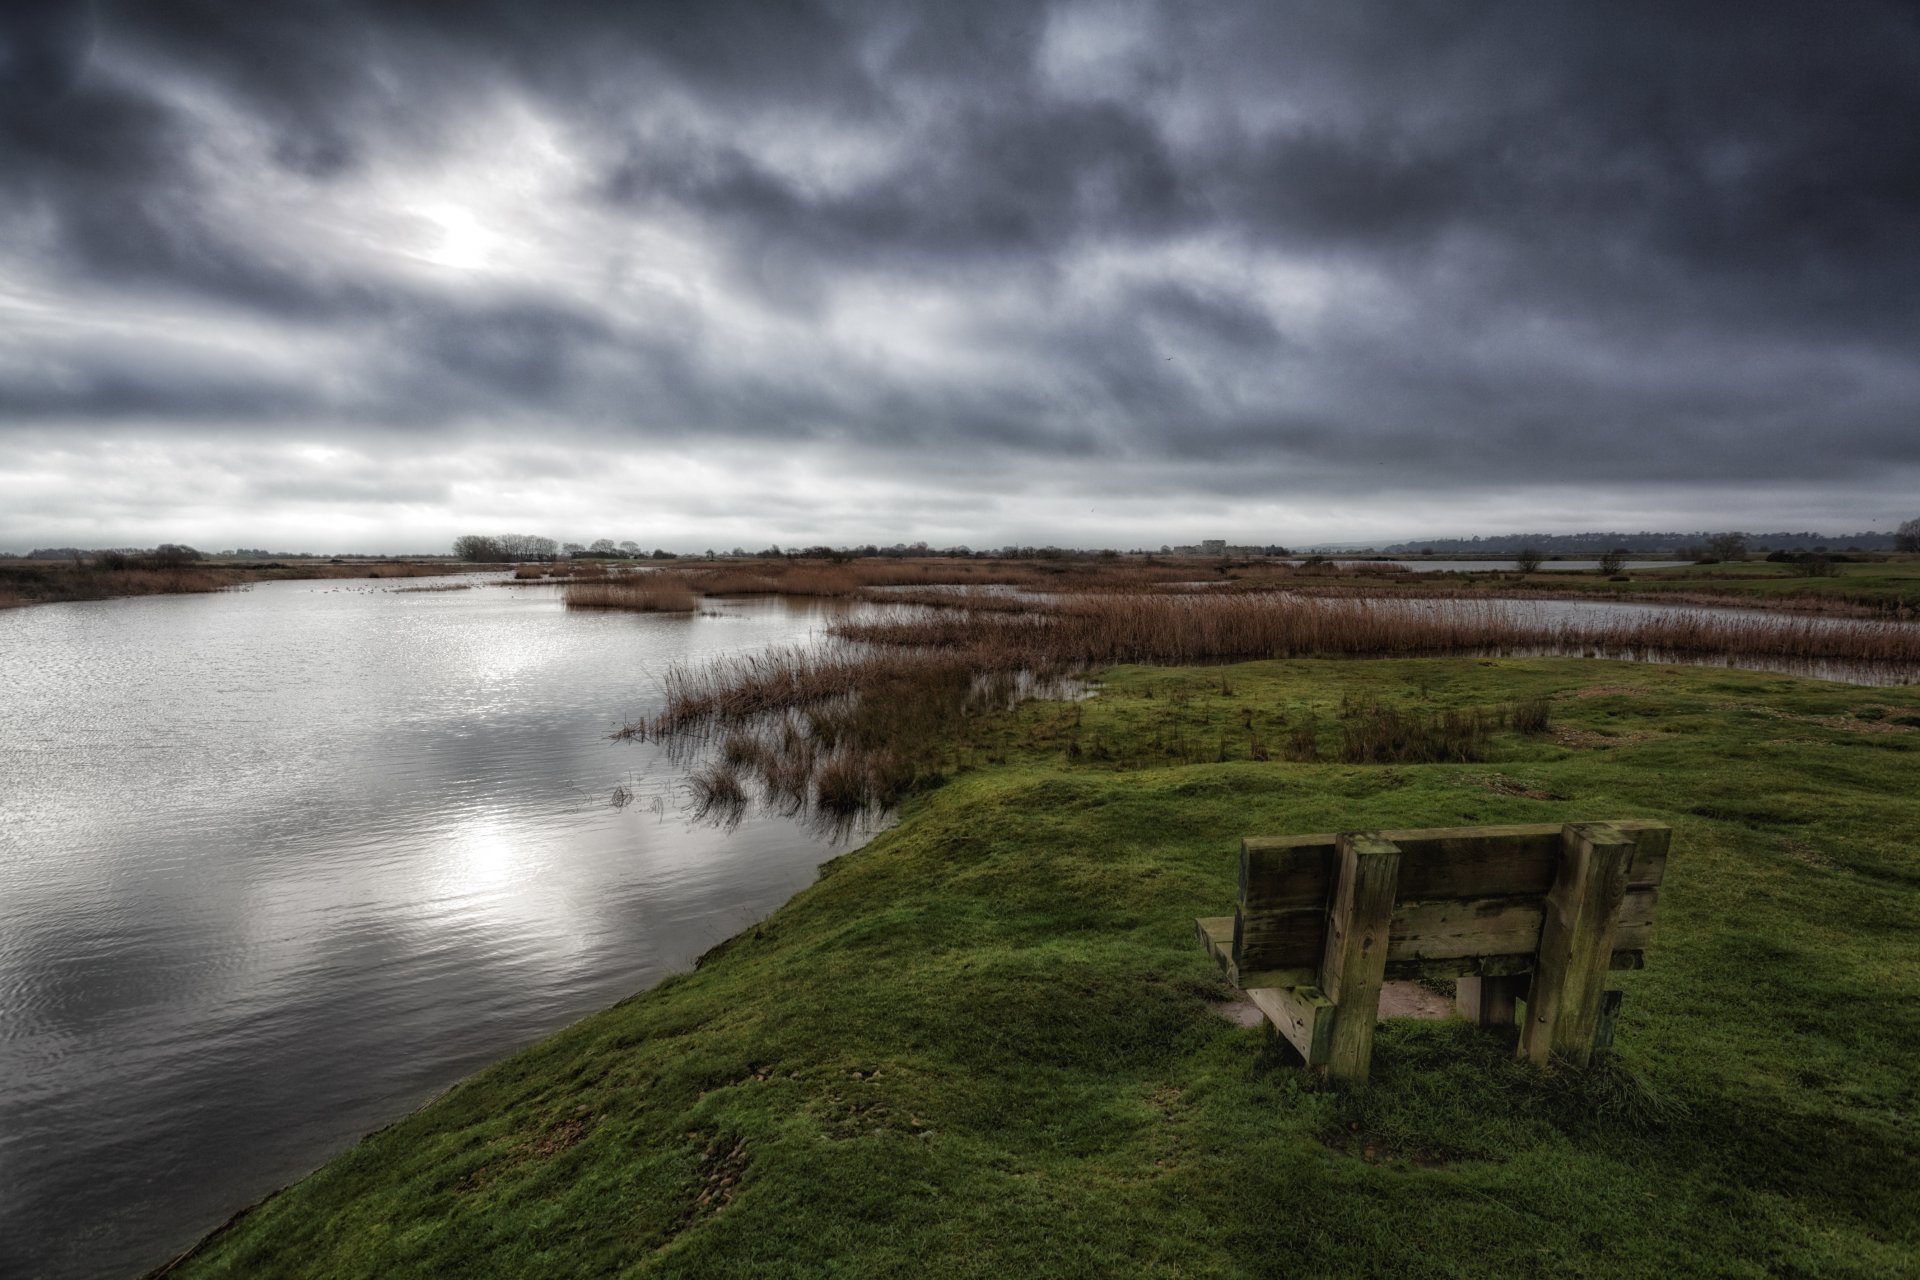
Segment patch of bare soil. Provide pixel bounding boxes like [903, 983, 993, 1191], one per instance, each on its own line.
[1463, 772, 1567, 800]
[1557, 684, 1652, 700]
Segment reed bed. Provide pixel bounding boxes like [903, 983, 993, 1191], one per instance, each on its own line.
[509, 561, 612, 582]
[684, 557, 1210, 598]
[0, 563, 242, 606]
[563, 573, 697, 613]
[833, 594, 1920, 671]
[633, 587, 1920, 826]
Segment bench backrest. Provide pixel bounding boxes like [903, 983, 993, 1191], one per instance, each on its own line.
[1232, 820, 1671, 987]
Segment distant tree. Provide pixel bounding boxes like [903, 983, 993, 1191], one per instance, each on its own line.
[1707, 532, 1748, 561]
[486, 533, 556, 562]
[453, 535, 502, 562]
[1597, 549, 1627, 575]
[1514, 548, 1543, 573]
[561, 542, 586, 558]
[1897, 517, 1920, 553]
[618, 540, 641, 557]
[147, 544, 202, 568]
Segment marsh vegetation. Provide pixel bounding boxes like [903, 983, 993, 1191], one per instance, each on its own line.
[611, 578, 1920, 829]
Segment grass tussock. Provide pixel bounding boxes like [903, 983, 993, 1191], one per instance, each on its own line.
[563, 573, 698, 613]
[1332, 694, 1552, 764]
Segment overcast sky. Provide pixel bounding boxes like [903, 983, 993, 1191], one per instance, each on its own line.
[3, 1, 1916, 553]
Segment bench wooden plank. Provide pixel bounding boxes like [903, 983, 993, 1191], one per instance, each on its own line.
[1195, 915, 1235, 978]
[1241, 822, 1668, 914]
[1236, 887, 1657, 971]
[1235, 947, 1643, 989]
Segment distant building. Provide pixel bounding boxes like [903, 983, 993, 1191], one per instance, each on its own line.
[1170, 538, 1273, 556]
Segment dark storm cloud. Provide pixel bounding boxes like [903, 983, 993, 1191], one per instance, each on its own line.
[2, 0, 1917, 547]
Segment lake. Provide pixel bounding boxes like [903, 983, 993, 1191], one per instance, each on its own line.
[0, 577, 871, 1279]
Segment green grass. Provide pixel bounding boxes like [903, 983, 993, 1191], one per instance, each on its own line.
[1510, 558, 1920, 613]
[169, 658, 1920, 1278]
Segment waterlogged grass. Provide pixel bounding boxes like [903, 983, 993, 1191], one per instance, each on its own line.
[167, 658, 1920, 1279]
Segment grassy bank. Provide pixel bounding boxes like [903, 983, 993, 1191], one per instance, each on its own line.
[1353, 559, 1920, 617]
[165, 657, 1919, 1278]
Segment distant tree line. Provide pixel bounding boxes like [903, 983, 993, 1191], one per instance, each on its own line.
[1385, 530, 1907, 554]
[14, 544, 204, 567]
[453, 534, 684, 562]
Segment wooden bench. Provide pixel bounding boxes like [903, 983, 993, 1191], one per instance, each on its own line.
[1196, 821, 1672, 1082]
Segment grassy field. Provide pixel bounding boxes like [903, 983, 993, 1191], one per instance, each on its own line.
[165, 657, 1920, 1278]
[1476, 559, 1920, 615]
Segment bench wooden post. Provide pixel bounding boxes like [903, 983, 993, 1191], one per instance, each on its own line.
[1520, 823, 1636, 1067]
[1319, 833, 1401, 1083]
[1455, 974, 1526, 1027]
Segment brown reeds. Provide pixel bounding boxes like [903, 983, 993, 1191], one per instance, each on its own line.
[634, 585, 1920, 827]
[0, 562, 244, 606]
[832, 594, 1920, 672]
[563, 573, 697, 613]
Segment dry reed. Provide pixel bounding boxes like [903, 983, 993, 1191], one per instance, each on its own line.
[564, 573, 697, 613]
[833, 594, 1920, 671]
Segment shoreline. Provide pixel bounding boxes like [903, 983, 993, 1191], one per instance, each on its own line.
[0, 560, 493, 609]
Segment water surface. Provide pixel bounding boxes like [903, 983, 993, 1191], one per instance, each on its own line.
[0, 578, 867, 1279]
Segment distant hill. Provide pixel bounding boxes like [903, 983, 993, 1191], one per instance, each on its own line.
[1382, 531, 1900, 554]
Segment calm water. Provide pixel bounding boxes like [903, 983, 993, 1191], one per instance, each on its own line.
[0, 578, 870, 1279]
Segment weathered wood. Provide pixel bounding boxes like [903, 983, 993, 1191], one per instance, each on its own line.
[1234, 963, 1321, 988]
[1380, 949, 1641, 982]
[1240, 835, 1337, 910]
[1520, 823, 1637, 1067]
[1242, 822, 1668, 916]
[1235, 888, 1657, 972]
[1232, 903, 1326, 969]
[1247, 986, 1335, 1064]
[1455, 974, 1527, 1027]
[1319, 833, 1401, 1083]
[1195, 916, 1235, 978]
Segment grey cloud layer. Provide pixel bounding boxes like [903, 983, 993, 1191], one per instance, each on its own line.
[3, 0, 1917, 546]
